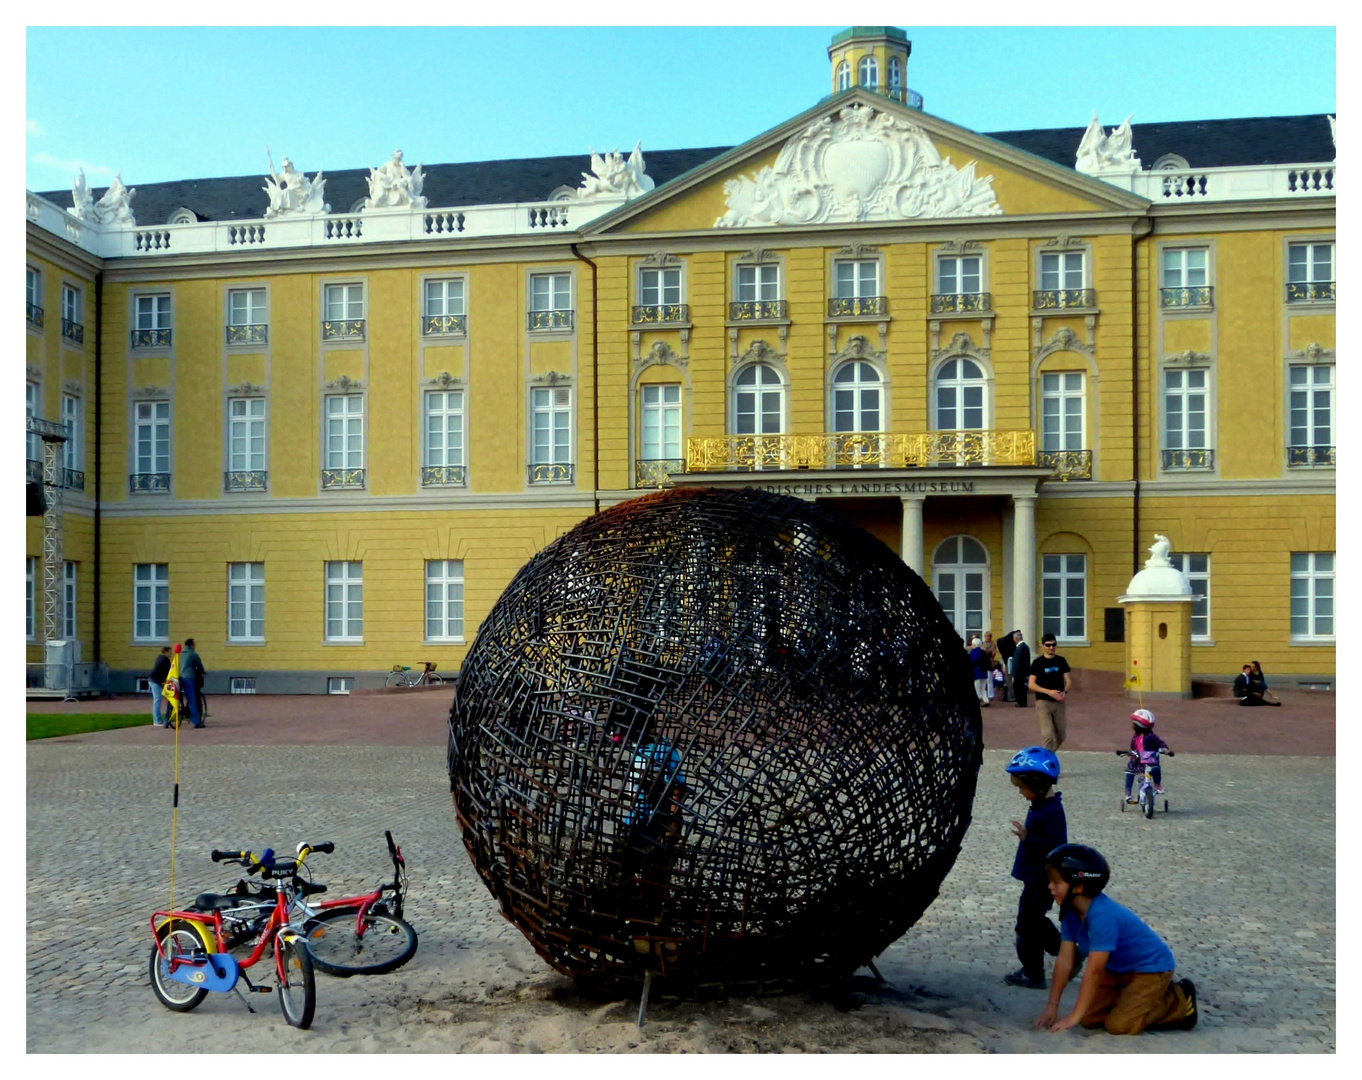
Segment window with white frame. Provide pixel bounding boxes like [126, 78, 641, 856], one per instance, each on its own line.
[134, 401, 171, 476]
[834, 260, 879, 299]
[325, 395, 364, 470]
[1290, 552, 1334, 640]
[26, 266, 41, 313]
[324, 561, 363, 642]
[27, 382, 41, 462]
[227, 562, 265, 642]
[1040, 251, 1085, 291]
[1169, 553, 1211, 640]
[733, 364, 784, 435]
[938, 255, 982, 295]
[531, 386, 572, 466]
[62, 284, 81, 326]
[639, 267, 682, 307]
[1287, 242, 1334, 302]
[63, 561, 77, 641]
[1161, 248, 1209, 306]
[934, 358, 987, 431]
[530, 274, 571, 311]
[62, 394, 80, 473]
[424, 278, 466, 334]
[26, 557, 36, 641]
[1041, 553, 1087, 642]
[228, 288, 266, 326]
[1162, 368, 1210, 468]
[425, 560, 465, 641]
[424, 389, 465, 477]
[888, 57, 901, 90]
[836, 60, 850, 91]
[737, 264, 780, 302]
[134, 563, 169, 642]
[640, 384, 682, 460]
[229, 397, 267, 474]
[1288, 365, 1333, 465]
[1040, 372, 1085, 451]
[136, 294, 172, 330]
[324, 283, 363, 322]
[858, 55, 878, 87]
[832, 361, 881, 433]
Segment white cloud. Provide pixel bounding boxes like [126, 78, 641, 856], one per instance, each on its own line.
[26, 119, 44, 136]
[32, 151, 113, 179]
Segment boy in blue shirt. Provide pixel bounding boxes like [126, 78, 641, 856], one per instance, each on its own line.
[1002, 747, 1067, 989]
[1036, 844, 1198, 1035]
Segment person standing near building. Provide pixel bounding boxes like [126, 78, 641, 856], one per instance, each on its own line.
[1010, 630, 1031, 709]
[997, 630, 1017, 702]
[149, 646, 172, 727]
[179, 638, 206, 728]
[1028, 633, 1072, 751]
[969, 637, 991, 707]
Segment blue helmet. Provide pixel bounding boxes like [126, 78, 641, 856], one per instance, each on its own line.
[1005, 746, 1060, 780]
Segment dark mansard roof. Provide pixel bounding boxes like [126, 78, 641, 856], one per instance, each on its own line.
[35, 114, 1333, 226]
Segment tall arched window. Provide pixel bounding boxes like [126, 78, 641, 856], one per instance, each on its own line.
[858, 56, 879, 88]
[733, 363, 784, 435]
[888, 57, 901, 92]
[934, 357, 988, 430]
[832, 361, 881, 433]
[933, 535, 990, 640]
[836, 61, 851, 92]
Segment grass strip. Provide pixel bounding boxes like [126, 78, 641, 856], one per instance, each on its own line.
[27, 713, 152, 740]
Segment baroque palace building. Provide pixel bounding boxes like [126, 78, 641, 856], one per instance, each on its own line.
[25, 27, 1336, 694]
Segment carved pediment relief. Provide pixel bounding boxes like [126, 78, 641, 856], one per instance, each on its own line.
[531, 370, 571, 386]
[422, 371, 465, 389]
[1041, 234, 1086, 250]
[933, 331, 990, 364]
[26, 363, 43, 381]
[62, 380, 83, 397]
[1289, 342, 1335, 363]
[833, 334, 885, 365]
[938, 239, 982, 254]
[132, 385, 169, 400]
[716, 103, 1001, 228]
[737, 339, 785, 368]
[227, 381, 266, 397]
[635, 340, 687, 372]
[1035, 326, 1095, 364]
[738, 248, 779, 264]
[1164, 349, 1211, 367]
[638, 252, 681, 268]
[836, 242, 880, 258]
[325, 374, 363, 392]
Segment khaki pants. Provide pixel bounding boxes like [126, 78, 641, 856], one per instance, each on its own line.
[1080, 969, 1190, 1035]
[1035, 697, 1067, 750]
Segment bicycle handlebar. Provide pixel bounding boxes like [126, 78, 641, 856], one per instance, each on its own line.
[1116, 747, 1173, 757]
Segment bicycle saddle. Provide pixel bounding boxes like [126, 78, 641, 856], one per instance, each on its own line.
[190, 892, 251, 912]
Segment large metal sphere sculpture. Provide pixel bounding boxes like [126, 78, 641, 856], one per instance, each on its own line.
[448, 487, 982, 997]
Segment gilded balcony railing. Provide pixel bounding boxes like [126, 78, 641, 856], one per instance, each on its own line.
[528, 309, 574, 331]
[930, 292, 993, 314]
[729, 300, 788, 321]
[827, 296, 889, 317]
[224, 469, 268, 492]
[129, 472, 171, 492]
[131, 328, 172, 348]
[62, 319, 85, 344]
[529, 462, 574, 484]
[226, 323, 268, 345]
[422, 314, 467, 336]
[1038, 449, 1093, 481]
[686, 430, 1036, 472]
[27, 302, 44, 328]
[322, 319, 365, 340]
[1286, 281, 1335, 303]
[635, 458, 686, 488]
[631, 304, 689, 325]
[321, 467, 365, 489]
[1032, 288, 1096, 310]
[422, 464, 468, 486]
[1287, 445, 1335, 467]
[1160, 286, 1213, 309]
[1161, 448, 1215, 471]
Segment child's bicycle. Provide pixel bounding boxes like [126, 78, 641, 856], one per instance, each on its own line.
[1117, 746, 1172, 819]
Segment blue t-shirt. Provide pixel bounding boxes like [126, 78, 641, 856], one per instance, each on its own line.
[1060, 894, 1176, 973]
[1011, 792, 1067, 883]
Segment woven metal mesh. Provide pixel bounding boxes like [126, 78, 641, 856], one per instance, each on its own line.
[448, 487, 982, 997]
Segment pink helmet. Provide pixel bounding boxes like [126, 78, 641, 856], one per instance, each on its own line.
[1130, 708, 1156, 729]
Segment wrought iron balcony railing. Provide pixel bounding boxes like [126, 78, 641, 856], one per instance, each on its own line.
[827, 295, 889, 318]
[631, 304, 690, 325]
[422, 464, 468, 486]
[131, 328, 172, 348]
[528, 309, 574, 331]
[322, 319, 365, 340]
[1286, 281, 1335, 303]
[422, 314, 467, 336]
[529, 462, 574, 484]
[321, 467, 365, 489]
[26, 459, 42, 484]
[226, 323, 268, 345]
[1033, 288, 1097, 311]
[930, 292, 993, 314]
[64, 468, 84, 490]
[686, 430, 1036, 472]
[635, 458, 686, 489]
[1287, 445, 1335, 467]
[729, 299, 789, 321]
[1160, 286, 1214, 309]
[27, 302, 43, 328]
[129, 472, 171, 492]
[224, 469, 268, 492]
[62, 319, 84, 344]
[1038, 449, 1093, 481]
[1161, 448, 1215, 471]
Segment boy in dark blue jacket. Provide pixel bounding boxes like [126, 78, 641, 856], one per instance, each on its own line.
[1003, 746, 1068, 989]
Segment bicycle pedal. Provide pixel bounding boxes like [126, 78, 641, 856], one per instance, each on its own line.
[249, 984, 273, 993]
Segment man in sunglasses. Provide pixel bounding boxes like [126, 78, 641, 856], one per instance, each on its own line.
[1027, 633, 1072, 752]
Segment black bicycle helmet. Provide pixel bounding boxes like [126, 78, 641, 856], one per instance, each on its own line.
[1046, 843, 1110, 896]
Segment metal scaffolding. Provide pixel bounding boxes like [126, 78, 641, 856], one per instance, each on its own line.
[27, 416, 67, 642]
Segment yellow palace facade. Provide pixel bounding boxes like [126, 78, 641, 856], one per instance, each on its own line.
[26, 28, 1336, 694]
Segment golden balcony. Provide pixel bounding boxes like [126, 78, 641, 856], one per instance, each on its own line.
[686, 430, 1036, 472]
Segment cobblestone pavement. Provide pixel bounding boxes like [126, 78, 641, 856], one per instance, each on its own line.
[27, 742, 1334, 1053]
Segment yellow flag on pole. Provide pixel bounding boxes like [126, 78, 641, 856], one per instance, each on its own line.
[162, 645, 183, 725]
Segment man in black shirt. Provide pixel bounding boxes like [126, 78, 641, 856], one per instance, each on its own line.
[1028, 633, 1072, 751]
[149, 646, 172, 727]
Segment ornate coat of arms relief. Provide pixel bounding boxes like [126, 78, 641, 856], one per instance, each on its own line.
[716, 104, 1002, 227]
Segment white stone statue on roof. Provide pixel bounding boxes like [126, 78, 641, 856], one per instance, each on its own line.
[263, 150, 330, 217]
[364, 149, 428, 210]
[93, 173, 136, 226]
[1075, 111, 1141, 174]
[71, 168, 96, 222]
[577, 141, 654, 199]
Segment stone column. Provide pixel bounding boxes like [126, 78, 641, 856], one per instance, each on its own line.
[1012, 493, 1037, 642]
[900, 496, 924, 575]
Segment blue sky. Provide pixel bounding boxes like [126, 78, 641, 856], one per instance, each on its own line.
[25, 25, 1336, 193]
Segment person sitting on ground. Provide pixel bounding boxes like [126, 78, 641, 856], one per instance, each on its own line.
[1003, 747, 1068, 989]
[1123, 709, 1174, 802]
[968, 637, 991, 707]
[1232, 664, 1258, 704]
[1035, 844, 1198, 1035]
[1247, 660, 1281, 706]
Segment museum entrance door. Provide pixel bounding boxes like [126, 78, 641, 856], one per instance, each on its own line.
[932, 534, 990, 641]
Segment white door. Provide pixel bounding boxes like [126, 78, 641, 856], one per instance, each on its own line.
[932, 535, 990, 640]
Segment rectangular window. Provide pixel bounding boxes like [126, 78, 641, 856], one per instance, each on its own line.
[833, 260, 879, 299]
[639, 268, 682, 306]
[228, 397, 267, 472]
[1041, 553, 1086, 642]
[424, 389, 465, 470]
[425, 559, 465, 641]
[63, 561, 77, 641]
[530, 273, 571, 311]
[423, 278, 466, 335]
[641, 384, 682, 460]
[26, 557, 35, 641]
[1169, 553, 1211, 640]
[135, 401, 171, 476]
[62, 284, 81, 325]
[133, 563, 169, 642]
[1162, 368, 1209, 467]
[27, 382, 41, 463]
[938, 255, 982, 294]
[1290, 552, 1334, 640]
[1161, 248, 1207, 288]
[1040, 372, 1085, 452]
[325, 395, 364, 470]
[324, 283, 364, 322]
[228, 288, 266, 325]
[737, 264, 779, 302]
[230, 677, 257, 694]
[61, 394, 80, 474]
[324, 561, 363, 642]
[1288, 243, 1333, 283]
[135, 294, 172, 330]
[27, 267, 41, 310]
[1040, 251, 1085, 291]
[531, 386, 572, 466]
[1288, 365, 1334, 465]
[327, 677, 354, 695]
[227, 562, 265, 643]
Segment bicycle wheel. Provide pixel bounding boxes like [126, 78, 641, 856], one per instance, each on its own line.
[277, 937, 316, 1029]
[1141, 784, 1156, 819]
[385, 671, 409, 689]
[149, 922, 211, 1012]
[303, 909, 418, 977]
[426, 673, 444, 686]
